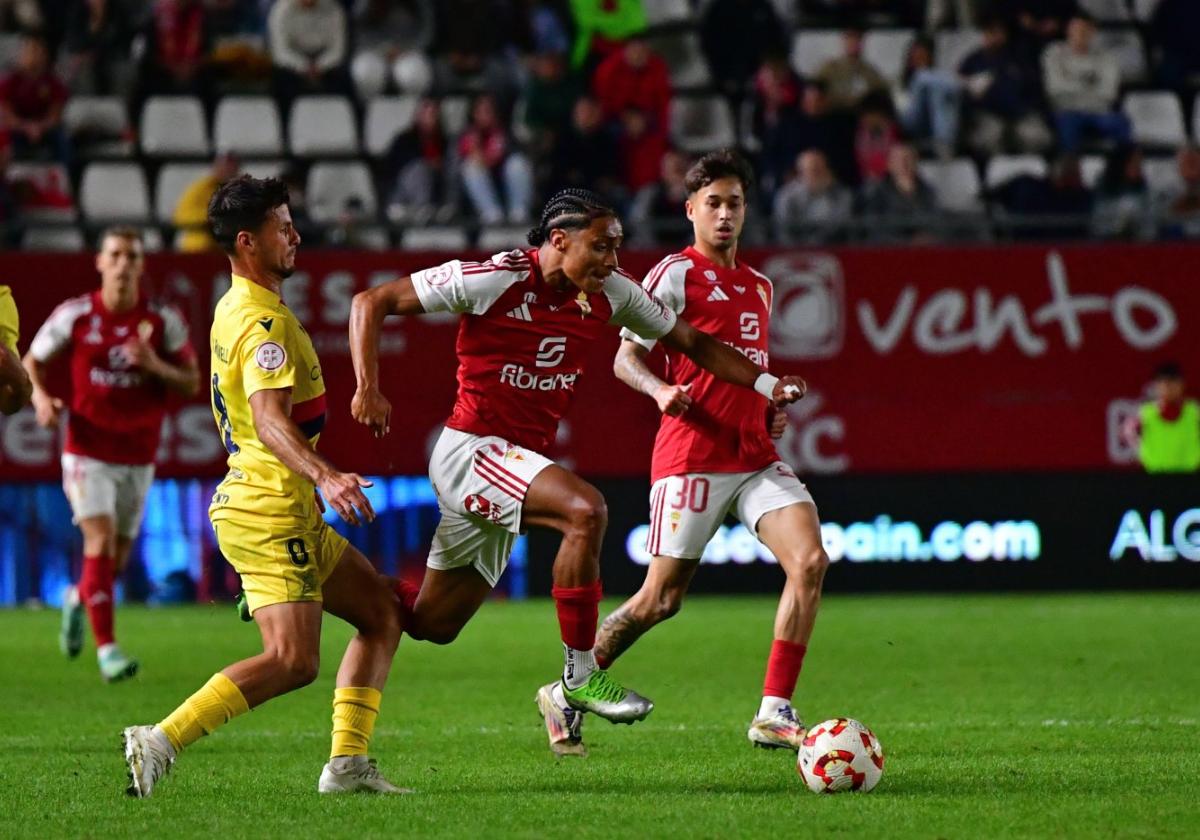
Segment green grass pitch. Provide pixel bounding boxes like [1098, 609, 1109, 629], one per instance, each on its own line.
[2, 593, 1197, 838]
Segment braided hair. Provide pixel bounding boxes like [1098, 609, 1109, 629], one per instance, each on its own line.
[526, 188, 616, 246]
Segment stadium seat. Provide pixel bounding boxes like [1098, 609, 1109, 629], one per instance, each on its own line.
[364, 96, 419, 157]
[350, 226, 391, 251]
[1193, 92, 1200, 142]
[22, 225, 86, 252]
[289, 96, 359, 156]
[985, 155, 1047, 189]
[140, 96, 210, 157]
[935, 29, 982, 75]
[80, 162, 151, 222]
[918, 158, 982, 212]
[154, 163, 210, 223]
[241, 160, 288, 180]
[306, 162, 378, 224]
[351, 49, 388, 99]
[1142, 156, 1182, 195]
[642, 0, 691, 26]
[1080, 154, 1106, 187]
[6, 162, 75, 221]
[1122, 91, 1187, 148]
[213, 96, 284, 156]
[1078, 0, 1132, 21]
[864, 29, 915, 88]
[477, 226, 530, 252]
[669, 95, 736, 154]
[440, 96, 471, 137]
[140, 227, 165, 252]
[1131, 0, 1160, 21]
[0, 32, 21, 69]
[63, 96, 133, 157]
[400, 226, 469, 250]
[648, 31, 711, 89]
[791, 30, 843, 78]
[1094, 28, 1147, 84]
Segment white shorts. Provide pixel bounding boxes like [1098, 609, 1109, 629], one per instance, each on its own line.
[645, 462, 814, 561]
[426, 427, 555, 587]
[61, 452, 155, 538]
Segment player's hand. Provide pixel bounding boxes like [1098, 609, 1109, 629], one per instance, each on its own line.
[351, 385, 391, 437]
[317, 471, 375, 526]
[116, 338, 160, 373]
[653, 383, 692, 417]
[32, 391, 64, 428]
[772, 375, 807, 406]
[767, 406, 788, 439]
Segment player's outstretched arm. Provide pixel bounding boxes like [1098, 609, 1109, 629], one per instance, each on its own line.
[349, 276, 426, 437]
[249, 387, 376, 526]
[22, 352, 64, 428]
[0, 345, 32, 415]
[613, 338, 693, 417]
[660, 318, 807, 406]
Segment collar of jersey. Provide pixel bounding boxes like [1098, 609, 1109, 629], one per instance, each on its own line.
[684, 245, 738, 273]
[231, 274, 281, 308]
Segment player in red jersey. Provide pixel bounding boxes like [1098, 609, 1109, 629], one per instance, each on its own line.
[569, 150, 830, 754]
[349, 188, 806, 738]
[24, 227, 200, 682]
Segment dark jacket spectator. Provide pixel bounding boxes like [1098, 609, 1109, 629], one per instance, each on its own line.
[139, 0, 212, 101]
[432, 0, 524, 95]
[520, 51, 583, 144]
[793, 80, 859, 188]
[773, 149, 854, 244]
[1092, 144, 1153, 241]
[992, 155, 1093, 240]
[958, 18, 1051, 154]
[0, 33, 70, 164]
[699, 0, 786, 107]
[860, 144, 939, 242]
[548, 95, 623, 207]
[1151, 0, 1200, 92]
[629, 148, 690, 245]
[750, 53, 804, 198]
[1158, 145, 1200, 239]
[384, 98, 453, 223]
[63, 0, 139, 95]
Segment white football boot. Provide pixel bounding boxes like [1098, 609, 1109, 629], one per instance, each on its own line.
[747, 703, 806, 751]
[535, 681, 587, 757]
[317, 756, 412, 794]
[123, 725, 175, 798]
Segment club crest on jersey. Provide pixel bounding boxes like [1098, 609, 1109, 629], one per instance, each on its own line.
[463, 494, 503, 524]
[504, 446, 525, 462]
[137, 319, 154, 342]
[574, 291, 592, 318]
[114, 325, 129, 337]
[423, 264, 453, 286]
[669, 510, 681, 533]
[255, 341, 286, 371]
[757, 283, 769, 310]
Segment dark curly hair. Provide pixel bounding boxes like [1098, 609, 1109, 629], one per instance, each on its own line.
[526, 188, 616, 246]
[684, 148, 755, 196]
[207, 174, 291, 256]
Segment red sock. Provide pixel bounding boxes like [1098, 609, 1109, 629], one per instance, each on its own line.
[762, 639, 807, 699]
[78, 553, 115, 647]
[551, 580, 602, 651]
[392, 577, 420, 626]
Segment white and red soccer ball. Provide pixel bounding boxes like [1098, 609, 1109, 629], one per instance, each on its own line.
[797, 718, 885, 794]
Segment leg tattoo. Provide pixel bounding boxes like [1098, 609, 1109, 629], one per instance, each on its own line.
[594, 607, 651, 667]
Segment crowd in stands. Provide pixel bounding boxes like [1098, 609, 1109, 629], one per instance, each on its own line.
[0, 0, 1198, 251]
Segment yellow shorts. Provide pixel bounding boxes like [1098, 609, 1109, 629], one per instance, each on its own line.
[212, 515, 349, 615]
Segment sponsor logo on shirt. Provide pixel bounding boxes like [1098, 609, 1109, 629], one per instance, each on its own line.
[506, 303, 533, 321]
[535, 336, 567, 368]
[499, 363, 580, 391]
[707, 287, 730, 302]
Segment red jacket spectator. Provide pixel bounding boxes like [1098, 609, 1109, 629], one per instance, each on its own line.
[592, 39, 670, 134]
[0, 33, 70, 164]
[152, 0, 207, 78]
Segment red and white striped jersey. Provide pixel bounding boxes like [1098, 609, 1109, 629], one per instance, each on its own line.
[622, 246, 778, 482]
[411, 248, 677, 453]
[29, 291, 195, 465]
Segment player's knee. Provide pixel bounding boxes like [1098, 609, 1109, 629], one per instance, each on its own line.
[420, 621, 462, 645]
[563, 491, 607, 540]
[791, 547, 830, 589]
[648, 588, 685, 623]
[275, 649, 320, 688]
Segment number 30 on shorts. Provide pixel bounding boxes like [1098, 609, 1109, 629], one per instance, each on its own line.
[670, 477, 710, 512]
[286, 537, 310, 567]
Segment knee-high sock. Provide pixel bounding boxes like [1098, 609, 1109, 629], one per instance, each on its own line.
[331, 687, 382, 758]
[553, 580, 602, 688]
[78, 553, 114, 648]
[158, 673, 250, 753]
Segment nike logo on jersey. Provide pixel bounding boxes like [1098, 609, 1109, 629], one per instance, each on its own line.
[707, 287, 730, 302]
[258, 317, 274, 332]
[505, 303, 533, 322]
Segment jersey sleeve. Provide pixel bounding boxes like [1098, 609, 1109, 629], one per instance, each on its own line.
[157, 303, 197, 362]
[238, 316, 297, 398]
[0, 286, 18, 357]
[618, 260, 687, 350]
[607, 271, 677, 342]
[411, 258, 521, 316]
[29, 297, 85, 362]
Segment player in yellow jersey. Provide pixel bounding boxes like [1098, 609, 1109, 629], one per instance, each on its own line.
[121, 175, 407, 797]
[0, 285, 32, 414]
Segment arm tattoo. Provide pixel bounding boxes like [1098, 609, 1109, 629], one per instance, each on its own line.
[594, 606, 651, 666]
[614, 346, 665, 399]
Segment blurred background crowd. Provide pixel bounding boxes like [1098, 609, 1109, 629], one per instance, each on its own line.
[0, 0, 1197, 251]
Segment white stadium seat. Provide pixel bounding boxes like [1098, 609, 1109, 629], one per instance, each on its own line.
[864, 29, 915, 88]
[364, 96, 419, 157]
[1142, 156, 1182, 195]
[1094, 29, 1147, 84]
[1193, 92, 1200, 141]
[918, 158, 982, 212]
[241, 160, 287, 180]
[63, 96, 133, 157]
[985, 155, 1047, 189]
[642, 0, 691, 26]
[400, 226, 469, 250]
[935, 29, 982, 75]
[1131, 0, 1160, 21]
[1122, 91, 1187, 148]
[22, 226, 86, 252]
[1080, 154, 1106, 187]
[289, 95, 359, 156]
[649, 31, 711, 88]
[669, 95, 736, 153]
[307, 162, 378, 223]
[213, 96, 284, 156]
[80, 162, 150, 222]
[791, 30, 843, 78]
[1078, 0, 1132, 21]
[476, 226, 530, 252]
[439, 96, 471, 137]
[154, 163, 210, 223]
[140, 96, 210, 157]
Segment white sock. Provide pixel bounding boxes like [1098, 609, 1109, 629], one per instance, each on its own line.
[562, 645, 596, 689]
[758, 695, 791, 719]
[97, 642, 117, 660]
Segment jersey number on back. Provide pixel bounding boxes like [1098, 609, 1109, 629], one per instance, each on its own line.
[211, 373, 240, 455]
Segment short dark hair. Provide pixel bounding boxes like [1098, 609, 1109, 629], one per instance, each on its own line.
[527, 188, 616, 246]
[207, 174, 290, 256]
[98, 226, 143, 247]
[684, 148, 755, 196]
[1155, 361, 1183, 380]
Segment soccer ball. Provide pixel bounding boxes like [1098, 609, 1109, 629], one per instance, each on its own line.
[797, 718, 885, 794]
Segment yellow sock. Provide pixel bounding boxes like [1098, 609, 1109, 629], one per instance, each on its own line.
[158, 672, 250, 753]
[331, 687, 382, 758]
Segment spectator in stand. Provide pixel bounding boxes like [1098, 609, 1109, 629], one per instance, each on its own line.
[1128, 362, 1200, 474]
[699, 0, 786, 111]
[854, 92, 901, 184]
[1091, 144, 1153, 241]
[628, 147, 689, 245]
[1151, 0, 1200, 95]
[457, 93, 533, 224]
[0, 33, 70, 165]
[592, 36, 670, 194]
[267, 0, 351, 107]
[860, 142, 939, 242]
[172, 152, 239, 253]
[991, 154, 1093, 240]
[529, 1, 570, 56]
[1004, 0, 1076, 75]
[205, 0, 272, 87]
[0, 0, 41, 32]
[750, 52, 804, 200]
[815, 27, 888, 114]
[349, 0, 434, 97]
[431, 0, 523, 96]
[1157, 145, 1200, 240]
[1042, 12, 1130, 154]
[383, 97, 454, 225]
[62, 0, 139, 96]
[0, 134, 21, 247]
[958, 16, 1051, 155]
[568, 0, 646, 71]
[925, 0, 979, 30]
[773, 148, 853, 244]
[794, 79, 859, 188]
[900, 35, 960, 160]
[519, 50, 582, 155]
[547, 94, 623, 209]
[138, 0, 212, 102]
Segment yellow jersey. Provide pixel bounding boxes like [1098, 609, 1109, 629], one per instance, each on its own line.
[0, 285, 19, 357]
[209, 274, 327, 525]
